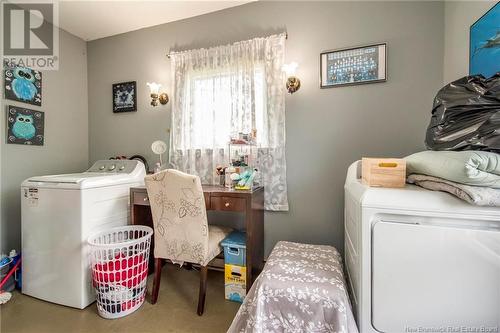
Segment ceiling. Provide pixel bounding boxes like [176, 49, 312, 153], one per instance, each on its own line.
[57, 1, 253, 41]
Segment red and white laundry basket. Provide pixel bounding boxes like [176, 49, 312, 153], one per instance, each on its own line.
[88, 225, 153, 319]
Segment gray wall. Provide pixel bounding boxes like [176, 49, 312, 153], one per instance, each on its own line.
[88, 1, 444, 257]
[443, 1, 496, 84]
[0, 29, 89, 252]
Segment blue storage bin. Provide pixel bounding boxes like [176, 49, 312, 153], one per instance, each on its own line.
[221, 231, 246, 266]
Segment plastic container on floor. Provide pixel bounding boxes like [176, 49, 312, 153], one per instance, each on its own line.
[224, 264, 246, 303]
[221, 231, 246, 266]
[9, 250, 22, 290]
[0, 257, 14, 292]
[88, 225, 153, 319]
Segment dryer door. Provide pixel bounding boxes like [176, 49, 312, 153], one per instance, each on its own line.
[372, 218, 500, 333]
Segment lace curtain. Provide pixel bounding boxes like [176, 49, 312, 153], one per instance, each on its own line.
[169, 33, 289, 211]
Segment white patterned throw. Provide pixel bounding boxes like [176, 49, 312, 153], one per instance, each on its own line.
[228, 241, 358, 333]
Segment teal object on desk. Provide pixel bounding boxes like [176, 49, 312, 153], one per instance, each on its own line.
[221, 231, 246, 266]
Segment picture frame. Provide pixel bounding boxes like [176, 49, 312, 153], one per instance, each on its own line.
[112, 81, 137, 113]
[4, 62, 42, 106]
[6, 105, 45, 146]
[469, 2, 499, 78]
[320, 43, 387, 88]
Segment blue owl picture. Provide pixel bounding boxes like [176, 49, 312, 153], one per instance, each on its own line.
[7, 106, 44, 146]
[4, 63, 42, 106]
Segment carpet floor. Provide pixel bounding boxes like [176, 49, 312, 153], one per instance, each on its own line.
[0, 264, 240, 333]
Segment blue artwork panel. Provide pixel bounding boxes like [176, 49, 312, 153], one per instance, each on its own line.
[6, 106, 45, 146]
[4, 62, 42, 106]
[470, 2, 500, 78]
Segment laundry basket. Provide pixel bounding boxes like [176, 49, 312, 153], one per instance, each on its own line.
[88, 225, 153, 319]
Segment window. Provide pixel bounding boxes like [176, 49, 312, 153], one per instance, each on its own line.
[187, 66, 267, 149]
[169, 34, 288, 210]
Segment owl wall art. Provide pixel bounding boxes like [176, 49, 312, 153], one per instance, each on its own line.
[7, 106, 45, 146]
[112, 81, 137, 113]
[4, 63, 42, 106]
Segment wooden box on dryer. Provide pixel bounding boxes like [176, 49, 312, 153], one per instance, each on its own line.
[362, 158, 406, 188]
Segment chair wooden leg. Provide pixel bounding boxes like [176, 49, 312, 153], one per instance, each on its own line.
[151, 258, 163, 304]
[197, 265, 208, 316]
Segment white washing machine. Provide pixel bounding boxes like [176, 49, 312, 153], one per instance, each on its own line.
[21, 160, 146, 309]
[344, 160, 500, 333]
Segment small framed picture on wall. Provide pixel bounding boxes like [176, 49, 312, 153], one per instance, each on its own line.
[112, 81, 137, 113]
[4, 63, 42, 106]
[6, 105, 45, 146]
[320, 43, 387, 88]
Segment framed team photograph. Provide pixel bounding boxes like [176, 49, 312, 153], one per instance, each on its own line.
[112, 81, 137, 113]
[320, 43, 387, 88]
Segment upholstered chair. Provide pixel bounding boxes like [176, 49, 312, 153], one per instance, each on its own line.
[144, 169, 232, 315]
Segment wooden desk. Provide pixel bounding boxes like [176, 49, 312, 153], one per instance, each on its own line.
[130, 185, 264, 291]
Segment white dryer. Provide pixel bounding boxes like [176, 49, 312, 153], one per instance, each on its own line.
[21, 160, 146, 309]
[344, 160, 500, 333]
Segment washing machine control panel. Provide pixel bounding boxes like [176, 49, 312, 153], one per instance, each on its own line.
[86, 160, 143, 174]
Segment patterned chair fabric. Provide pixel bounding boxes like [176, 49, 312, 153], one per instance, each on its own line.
[145, 169, 232, 266]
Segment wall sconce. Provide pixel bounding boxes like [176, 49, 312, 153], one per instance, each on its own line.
[282, 62, 301, 94]
[147, 82, 169, 107]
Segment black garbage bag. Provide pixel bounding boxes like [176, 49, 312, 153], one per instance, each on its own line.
[425, 73, 500, 152]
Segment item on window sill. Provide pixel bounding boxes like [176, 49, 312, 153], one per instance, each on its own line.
[228, 169, 258, 191]
[362, 158, 406, 188]
[230, 139, 256, 145]
[251, 129, 257, 141]
[236, 169, 257, 190]
[231, 160, 248, 167]
[229, 132, 257, 145]
[225, 166, 237, 189]
[216, 166, 226, 186]
[231, 151, 249, 168]
[216, 166, 225, 176]
[230, 139, 247, 145]
[225, 174, 232, 188]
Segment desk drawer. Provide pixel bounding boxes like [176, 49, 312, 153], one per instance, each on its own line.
[211, 196, 246, 212]
[133, 192, 150, 206]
